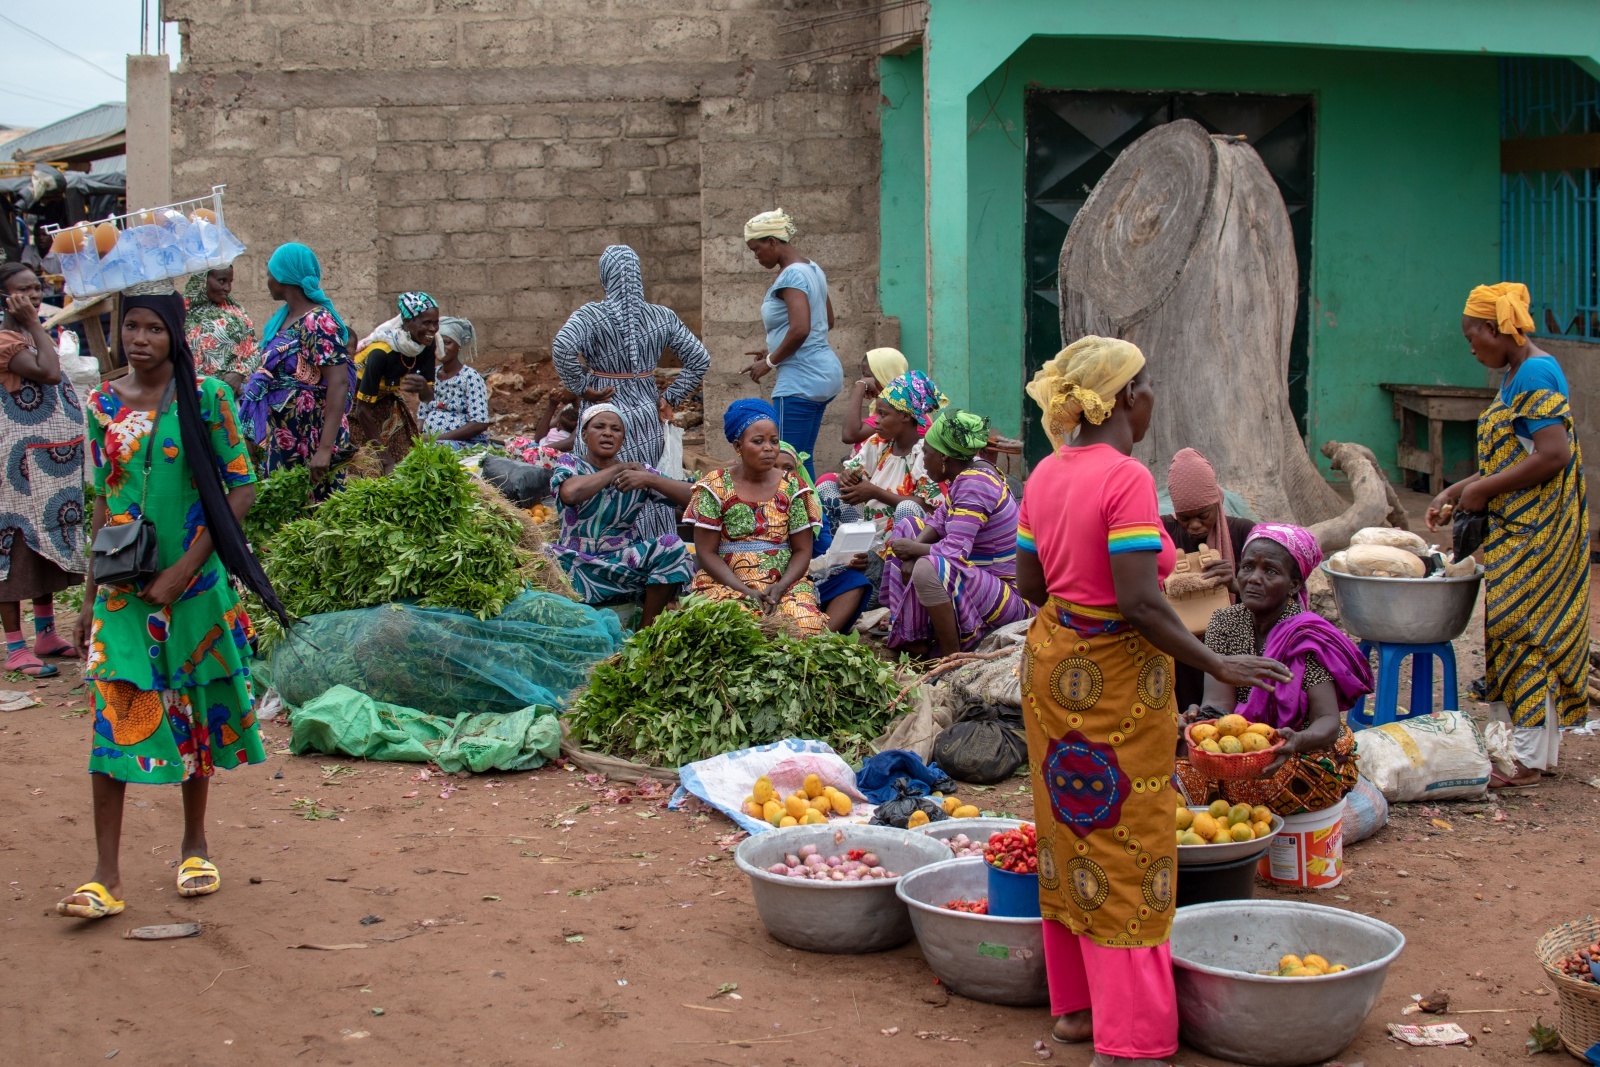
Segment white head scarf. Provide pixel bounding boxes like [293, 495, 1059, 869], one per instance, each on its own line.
[579, 402, 624, 435]
[437, 316, 476, 363]
[743, 209, 795, 243]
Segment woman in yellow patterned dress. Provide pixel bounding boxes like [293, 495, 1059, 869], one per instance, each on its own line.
[1428, 282, 1590, 788]
[688, 398, 825, 635]
[1016, 337, 1287, 1064]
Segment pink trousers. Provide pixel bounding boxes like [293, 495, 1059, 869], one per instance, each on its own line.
[1042, 918, 1179, 1060]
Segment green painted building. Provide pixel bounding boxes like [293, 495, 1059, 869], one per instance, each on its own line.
[877, 1, 1600, 478]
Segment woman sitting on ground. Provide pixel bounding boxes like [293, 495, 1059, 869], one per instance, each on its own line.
[840, 347, 908, 447]
[546, 404, 695, 626]
[688, 399, 825, 636]
[1161, 447, 1256, 711]
[778, 441, 872, 633]
[1175, 524, 1373, 815]
[881, 410, 1034, 657]
[418, 317, 490, 449]
[830, 370, 947, 529]
[351, 291, 439, 470]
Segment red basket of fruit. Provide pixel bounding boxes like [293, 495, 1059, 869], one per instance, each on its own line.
[1184, 714, 1285, 780]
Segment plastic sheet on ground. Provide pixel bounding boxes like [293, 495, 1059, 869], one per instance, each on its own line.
[289, 684, 562, 773]
[668, 739, 874, 834]
[265, 592, 626, 719]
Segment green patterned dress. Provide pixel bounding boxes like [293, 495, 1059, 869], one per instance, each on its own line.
[84, 378, 262, 784]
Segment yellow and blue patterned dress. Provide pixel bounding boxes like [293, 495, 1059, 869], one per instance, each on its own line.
[84, 377, 261, 784]
[1478, 354, 1591, 729]
[687, 468, 825, 635]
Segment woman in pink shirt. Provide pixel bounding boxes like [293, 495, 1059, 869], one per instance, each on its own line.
[1016, 336, 1287, 1066]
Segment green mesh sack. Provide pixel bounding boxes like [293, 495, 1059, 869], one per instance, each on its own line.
[267, 592, 625, 719]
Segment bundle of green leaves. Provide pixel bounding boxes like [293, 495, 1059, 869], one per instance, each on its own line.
[262, 441, 525, 618]
[243, 465, 315, 548]
[567, 598, 917, 766]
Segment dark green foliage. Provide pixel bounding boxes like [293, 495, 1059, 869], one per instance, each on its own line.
[263, 441, 524, 619]
[567, 598, 916, 766]
[243, 465, 315, 548]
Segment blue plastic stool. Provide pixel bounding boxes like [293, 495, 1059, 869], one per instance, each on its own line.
[1348, 640, 1458, 730]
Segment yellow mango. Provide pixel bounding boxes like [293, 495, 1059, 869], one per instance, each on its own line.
[752, 777, 775, 804]
[803, 774, 824, 799]
[942, 796, 961, 815]
[828, 791, 853, 816]
[779, 815, 798, 827]
[763, 799, 783, 826]
[784, 794, 810, 820]
[802, 809, 826, 825]
[952, 805, 981, 819]
[906, 810, 929, 829]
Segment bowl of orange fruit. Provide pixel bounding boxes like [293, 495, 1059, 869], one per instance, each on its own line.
[1184, 713, 1285, 780]
[1176, 799, 1282, 864]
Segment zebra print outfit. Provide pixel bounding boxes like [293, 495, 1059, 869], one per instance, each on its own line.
[552, 245, 711, 540]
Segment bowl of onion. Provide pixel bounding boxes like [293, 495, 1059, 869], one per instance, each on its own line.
[734, 823, 952, 953]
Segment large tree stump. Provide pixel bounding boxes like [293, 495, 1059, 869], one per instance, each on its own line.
[1058, 119, 1344, 526]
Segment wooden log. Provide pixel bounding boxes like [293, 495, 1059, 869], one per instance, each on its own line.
[1309, 441, 1395, 554]
[1059, 119, 1344, 526]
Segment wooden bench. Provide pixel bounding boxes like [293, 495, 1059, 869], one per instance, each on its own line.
[1380, 383, 1496, 495]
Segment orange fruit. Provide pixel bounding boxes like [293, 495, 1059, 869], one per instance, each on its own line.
[1251, 806, 1272, 825]
[1229, 823, 1254, 842]
[1210, 827, 1233, 845]
[1251, 820, 1272, 838]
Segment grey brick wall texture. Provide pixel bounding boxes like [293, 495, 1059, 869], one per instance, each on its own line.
[166, 0, 899, 465]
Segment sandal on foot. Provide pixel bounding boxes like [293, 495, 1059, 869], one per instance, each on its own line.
[177, 857, 220, 898]
[33, 633, 79, 659]
[5, 648, 57, 678]
[56, 882, 125, 919]
[1489, 768, 1540, 790]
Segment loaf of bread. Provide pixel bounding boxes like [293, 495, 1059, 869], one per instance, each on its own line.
[1350, 527, 1431, 558]
[1343, 544, 1427, 579]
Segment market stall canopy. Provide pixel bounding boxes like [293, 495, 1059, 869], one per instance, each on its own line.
[4, 103, 125, 171]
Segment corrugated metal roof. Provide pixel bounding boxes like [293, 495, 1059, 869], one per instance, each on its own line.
[4, 103, 124, 159]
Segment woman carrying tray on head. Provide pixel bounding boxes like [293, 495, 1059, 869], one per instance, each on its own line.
[58, 289, 290, 921]
[1428, 282, 1590, 788]
[1173, 524, 1372, 816]
[1015, 336, 1288, 1063]
[237, 242, 354, 501]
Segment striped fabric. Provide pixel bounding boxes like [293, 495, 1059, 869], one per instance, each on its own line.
[1107, 522, 1164, 555]
[1478, 385, 1591, 728]
[552, 245, 711, 540]
[1017, 523, 1036, 554]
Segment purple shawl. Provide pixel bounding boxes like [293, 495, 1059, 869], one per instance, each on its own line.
[1239, 611, 1374, 731]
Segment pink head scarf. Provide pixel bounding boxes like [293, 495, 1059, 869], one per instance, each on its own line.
[1242, 523, 1323, 609]
[1167, 448, 1234, 566]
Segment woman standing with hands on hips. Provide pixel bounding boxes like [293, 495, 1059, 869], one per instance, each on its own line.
[1016, 337, 1289, 1065]
[58, 289, 292, 920]
[742, 210, 842, 476]
[1427, 282, 1590, 788]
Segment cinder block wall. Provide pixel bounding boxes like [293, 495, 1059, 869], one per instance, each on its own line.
[166, 0, 897, 465]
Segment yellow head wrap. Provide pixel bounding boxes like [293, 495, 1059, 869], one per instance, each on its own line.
[865, 347, 908, 387]
[1026, 336, 1146, 449]
[744, 209, 796, 243]
[1463, 282, 1535, 345]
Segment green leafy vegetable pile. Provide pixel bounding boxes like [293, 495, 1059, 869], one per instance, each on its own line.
[263, 441, 525, 618]
[243, 465, 315, 548]
[566, 598, 917, 765]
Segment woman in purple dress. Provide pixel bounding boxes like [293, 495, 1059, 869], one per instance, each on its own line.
[881, 409, 1034, 656]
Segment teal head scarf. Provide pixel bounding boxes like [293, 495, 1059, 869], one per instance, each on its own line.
[261, 242, 351, 345]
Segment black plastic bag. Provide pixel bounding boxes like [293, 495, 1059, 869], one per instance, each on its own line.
[1452, 507, 1488, 559]
[932, 700, 1028, 785]
[867, 777, 952, 829]
[482, 455, 554, 507]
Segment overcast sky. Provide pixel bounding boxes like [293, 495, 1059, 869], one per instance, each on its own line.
[0, 2, 174, 131]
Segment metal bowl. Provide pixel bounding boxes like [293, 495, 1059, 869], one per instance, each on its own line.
[1171, 899, 1405, 1066]
[1321, 562, 1482, 644]
[1178, 806, 1282, 865]
[895, 856, 1048, 1006]
[912, 817, 1026, 858]
[733, 824, 953, 953]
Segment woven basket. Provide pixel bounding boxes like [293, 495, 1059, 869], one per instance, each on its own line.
[1534, 917, 1600, 1058]
[1183, 722, 1285, 781]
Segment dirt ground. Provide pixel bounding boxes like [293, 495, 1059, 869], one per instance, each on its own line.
[4, 659, 1599, 1067]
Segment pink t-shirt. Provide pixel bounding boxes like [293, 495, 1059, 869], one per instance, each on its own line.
[1017, 443, 1175, 608]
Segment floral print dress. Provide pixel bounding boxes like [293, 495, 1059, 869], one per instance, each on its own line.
[84, 378, 262, 784]
[419, 364, 491, 448]
[237, 307, 353, 499]
[687, 469, 825, 635]
[183, 274, 259, 384]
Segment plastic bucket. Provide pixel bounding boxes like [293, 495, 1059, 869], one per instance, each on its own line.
[986, 863, 1041, 918]
[1257, 799, 1345, 889]
[1176, 851, 1259, 910]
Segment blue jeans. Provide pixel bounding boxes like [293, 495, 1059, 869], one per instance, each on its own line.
[772, 394, 830, 479]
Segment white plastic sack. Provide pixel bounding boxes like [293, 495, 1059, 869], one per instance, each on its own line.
[57, 330, 100, 407]
[668, 738, 874, 834]
[1354, 710, 1490, 802]
[658, 420, 685, 481]
[1342, 774, 1389, 844]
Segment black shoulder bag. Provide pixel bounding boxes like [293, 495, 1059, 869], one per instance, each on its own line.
[90, 378, 175, 587]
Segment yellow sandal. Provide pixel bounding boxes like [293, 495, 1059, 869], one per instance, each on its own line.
[177, 857, 220, 898]
[56, 882, 125, 919]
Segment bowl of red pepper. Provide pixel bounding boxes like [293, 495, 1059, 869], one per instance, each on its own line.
[984, 824, 1040, 918]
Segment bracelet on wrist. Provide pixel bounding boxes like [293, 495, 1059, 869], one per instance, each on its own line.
[765, 354, 778, 369]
